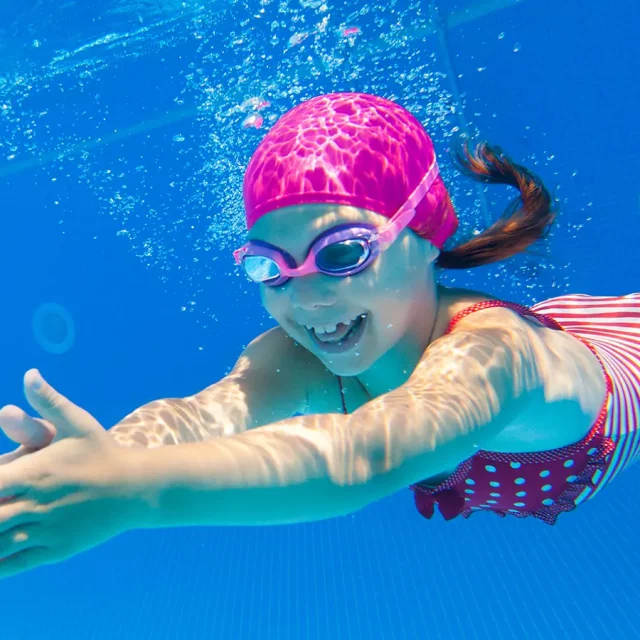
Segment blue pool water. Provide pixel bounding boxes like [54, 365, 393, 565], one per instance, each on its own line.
[0, 0, 639, 638]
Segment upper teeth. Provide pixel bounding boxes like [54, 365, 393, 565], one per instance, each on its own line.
[305, 314, 365, 334]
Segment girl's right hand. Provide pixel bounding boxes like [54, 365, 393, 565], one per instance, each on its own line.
[0, 405, 56, 465]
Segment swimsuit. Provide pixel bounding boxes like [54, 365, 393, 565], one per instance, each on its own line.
[340, 294, 640, 525]
[410, 294, 640, 524]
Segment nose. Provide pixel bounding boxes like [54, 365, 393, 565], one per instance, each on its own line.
[288, 275, 337, 312]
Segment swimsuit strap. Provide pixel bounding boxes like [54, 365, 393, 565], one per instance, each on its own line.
[337, 300, 562, 416]
[336, 376, 371, 415]
[445, 299, 564, 335]
[337, 376, 348, 414]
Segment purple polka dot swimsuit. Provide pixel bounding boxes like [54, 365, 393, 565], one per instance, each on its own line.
[409, 295, 640, 525]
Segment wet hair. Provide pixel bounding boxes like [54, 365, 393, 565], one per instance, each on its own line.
[436, 142, 556, 270]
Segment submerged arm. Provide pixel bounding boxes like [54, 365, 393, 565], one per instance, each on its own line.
[131, 309, 543, 527]
[110, 328, 310, 448]
[109, 371, 261, 447]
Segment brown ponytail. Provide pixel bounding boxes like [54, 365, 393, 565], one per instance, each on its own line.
[436, 141, 556, 270]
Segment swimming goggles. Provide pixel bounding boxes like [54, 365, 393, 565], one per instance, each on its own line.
[233, 158, 439, 287]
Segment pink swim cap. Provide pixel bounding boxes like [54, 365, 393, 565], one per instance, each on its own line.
[243, 92, 458, 249]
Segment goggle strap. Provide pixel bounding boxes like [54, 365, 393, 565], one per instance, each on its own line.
[376, 158, 439, 249]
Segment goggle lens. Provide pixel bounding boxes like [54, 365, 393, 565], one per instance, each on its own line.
[316, 239, 370, 273]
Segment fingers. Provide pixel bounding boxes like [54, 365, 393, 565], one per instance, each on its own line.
[0, 545, 51, 579]
[0, 405, 49, 470]
[0, 494, 37, 540]
[0, 446, 33, 467]
[23, 370, 102, 440]
[0, 522, 40, 559]
[0, 441, 33, 500]
[0, 405, 55, 449]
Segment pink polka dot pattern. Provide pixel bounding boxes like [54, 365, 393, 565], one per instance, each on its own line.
[243, 93, 458, 249]
[410, 300, 616, 526]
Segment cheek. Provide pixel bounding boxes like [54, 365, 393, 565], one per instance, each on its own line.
[261, 286, 289, 322]
[366, 265, 428, 321]
[260, 286, 277, 314]
[365, 265, 417, 305]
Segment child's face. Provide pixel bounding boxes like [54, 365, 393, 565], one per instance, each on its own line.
[248, 204, 440, 377]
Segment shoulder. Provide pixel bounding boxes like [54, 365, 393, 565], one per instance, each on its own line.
[430, 286, 499, 336]
[427, 288, 607, 451]
[235, 326, 341, 415]
[237, 326, 318, 379]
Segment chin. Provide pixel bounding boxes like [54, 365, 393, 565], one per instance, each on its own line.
[283, 313, 396, 377]
[299, 334, 373, 377]
[316, 334, 385, 378]
[320, 354, 371, 378]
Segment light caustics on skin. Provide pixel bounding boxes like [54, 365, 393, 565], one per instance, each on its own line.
[109, 303, 598, 500]
[110, 364, 253, 448]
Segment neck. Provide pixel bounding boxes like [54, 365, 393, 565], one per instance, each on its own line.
[356, 284, 441, 399]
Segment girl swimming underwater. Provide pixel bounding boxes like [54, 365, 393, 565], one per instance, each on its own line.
[0, 92, 638, 577]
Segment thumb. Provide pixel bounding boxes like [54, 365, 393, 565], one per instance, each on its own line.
[23, 369, 102, 441]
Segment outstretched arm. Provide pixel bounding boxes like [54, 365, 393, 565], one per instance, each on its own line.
[134, 309, 547, 527]
[0, 309, 600, 579]
[0, 328, 310, 455]
[111, 327, 311, 447]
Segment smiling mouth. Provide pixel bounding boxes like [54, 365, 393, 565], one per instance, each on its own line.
[304, 314, 368, 353]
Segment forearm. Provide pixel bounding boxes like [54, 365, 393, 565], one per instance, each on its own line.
[109, 395, 246, 448]
[122, 317, 527, 527]
[127, 382, 502, 527]
[130, 412, 377, 527]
